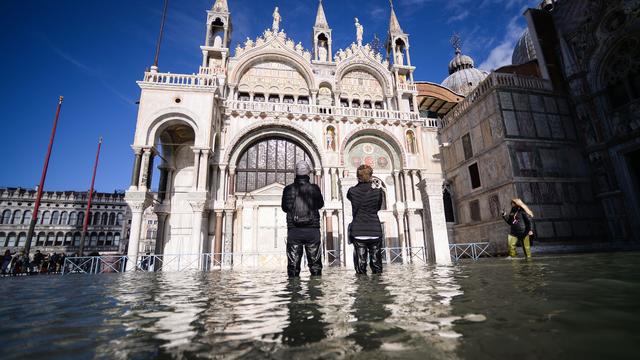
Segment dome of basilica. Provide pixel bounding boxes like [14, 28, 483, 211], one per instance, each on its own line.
[442, 48, 488, 96]
[511, 28, 537, 65]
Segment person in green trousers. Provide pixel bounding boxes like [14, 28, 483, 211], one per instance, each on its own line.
[501, 198, 534, 258]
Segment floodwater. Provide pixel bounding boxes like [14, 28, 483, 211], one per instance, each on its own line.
[1, 253, 639, 360]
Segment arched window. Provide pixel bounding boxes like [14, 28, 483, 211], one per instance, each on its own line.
[41, 211, 51, 225]
[21, 210, 32, 225]
[114, 233, 121, 246]
[101, 213, 109, 226]
[73, 232, 81, 246]
[90, 232, 98, 247]
[235, 137, 314, 193]
[17, 233, 27, 247]
[55, 232, 64, 246]
[106, 232, 114, 246]
[51, 211, 60, 225]
[93, 212, 101, 226]
[0, 232, 6, 247]
[64, 233, 73, 246]
[108, 213, 116, 226]
[7, 233, 17, 247]
[11, 210, 22, 225]
[98, 232, 106, 246]
[69, 212, 78, 226]
[46, 232, 55, 246]
[60, 212, 69, 226]
[78, 212, 85, 226]
[116, 213, 124, 226]
[36, 232, 46, 246]
[1, 210, 11, 224]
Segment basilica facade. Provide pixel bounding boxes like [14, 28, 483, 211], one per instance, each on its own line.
[125, 0, 451, 269]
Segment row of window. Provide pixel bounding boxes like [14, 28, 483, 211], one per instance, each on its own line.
[0, 231, 121, 248]
[0, 210, 124, 227]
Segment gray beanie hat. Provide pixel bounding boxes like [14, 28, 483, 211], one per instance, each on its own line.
[295, 160, 312, 176]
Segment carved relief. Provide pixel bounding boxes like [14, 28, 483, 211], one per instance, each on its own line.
[238, 61, 308, 95]
[340, 70, 384, 101]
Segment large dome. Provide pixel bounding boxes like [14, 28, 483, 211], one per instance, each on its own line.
[442, 48, 488, 96]
[512, 28, 537, 65]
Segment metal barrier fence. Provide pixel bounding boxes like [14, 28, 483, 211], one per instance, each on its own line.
[449, 242, 491, 261]
[61, 246, 428, 274]
[62, 256, 128, 274]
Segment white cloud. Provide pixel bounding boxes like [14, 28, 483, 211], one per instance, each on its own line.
[478, 15, 525, 71]
[447, 10, 470, 23]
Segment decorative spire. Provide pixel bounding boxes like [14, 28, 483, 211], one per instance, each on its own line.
[315, 0, 329, 29]
[389, 0, 403, 34]
[212, 0, 228, 12]
[451, 33, 462, 55]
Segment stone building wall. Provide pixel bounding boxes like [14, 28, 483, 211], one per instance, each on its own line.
[440, 74, 603, 253]
[0, 188, 131, 255]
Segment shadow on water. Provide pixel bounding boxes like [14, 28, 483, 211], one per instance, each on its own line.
[1, 253, 638, 359]
[450, 252, 640, 360]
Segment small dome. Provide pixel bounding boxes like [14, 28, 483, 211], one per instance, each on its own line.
[512, 28, 537, 65]
[448, 50, 475, 75]
[442, 68, 489, 96]
[442, 44, 488, 96]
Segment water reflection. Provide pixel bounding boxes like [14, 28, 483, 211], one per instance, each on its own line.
[280, 278, 328, 346]
[2, 264, 465, 359]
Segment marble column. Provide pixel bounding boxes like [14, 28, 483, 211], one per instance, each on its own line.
[227, 167, 236, 197]
[198, 150, 210, 191]
[417, 177, 452, 264]
[223, 210, 234, 266]
[393, 171, 402, 202]
[217, 165, 227, 201]
[323, 168, 331, 198]
[339, 176, 357, 269]
[126, 201, 147, 271]
[130, 148, 142, 189]
[214, 211, 224, 265]
[190, 201, 207, 270]
[153, 212, 168, 271]
[138, 148, 152, 191]
[192, 149, 201, 191]
[394, 209, 407, 264]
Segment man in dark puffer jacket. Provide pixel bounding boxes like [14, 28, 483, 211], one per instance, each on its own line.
[281, 161, 324, 277]
[347, 165, 384, 275]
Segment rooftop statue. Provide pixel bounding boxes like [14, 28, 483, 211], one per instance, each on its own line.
[272, 7, 281, 32]
[355, 17, 363, 46]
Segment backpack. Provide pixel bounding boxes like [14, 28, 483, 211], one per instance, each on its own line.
[292, 183, 314, 226]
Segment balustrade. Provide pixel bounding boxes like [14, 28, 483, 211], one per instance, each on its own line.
[226, 100, 421, 122]
[140, 71, 219, 88]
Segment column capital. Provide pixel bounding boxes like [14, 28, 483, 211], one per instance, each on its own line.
[131, 146, 144, 155]
[189, 201, 208, 212]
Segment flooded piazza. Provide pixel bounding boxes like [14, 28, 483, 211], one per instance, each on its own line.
[1, 252, 639, 359]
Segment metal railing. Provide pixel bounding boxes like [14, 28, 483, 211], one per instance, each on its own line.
[62, 256, 128, 274]
[59, 246, 428, 274]
[449, 242, 491, 261]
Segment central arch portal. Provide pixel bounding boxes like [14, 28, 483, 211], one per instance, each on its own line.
[232, 136, 317, 268]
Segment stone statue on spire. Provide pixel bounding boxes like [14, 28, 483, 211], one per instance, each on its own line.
[355, 17, 364, 46]
[272, 7, 281, 32]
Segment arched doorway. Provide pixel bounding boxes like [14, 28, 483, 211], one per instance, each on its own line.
[233, 136, 315, 266]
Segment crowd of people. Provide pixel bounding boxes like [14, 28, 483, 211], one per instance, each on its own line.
[1, 250, 71, 276]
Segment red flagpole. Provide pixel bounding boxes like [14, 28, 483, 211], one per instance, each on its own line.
[24, 96, 64, 256]
[153, 0, 169, 68]
[79, 137, 103, 256]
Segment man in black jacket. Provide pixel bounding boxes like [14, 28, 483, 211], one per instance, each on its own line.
[281, 161, 324, 277]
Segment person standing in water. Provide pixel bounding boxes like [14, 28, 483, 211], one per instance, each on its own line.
[502, 198, 534, 258]
[281, 161, 324, 277]
[347, 165, 384, 275]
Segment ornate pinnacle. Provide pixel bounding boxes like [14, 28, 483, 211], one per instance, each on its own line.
[451, 33, 462, 54]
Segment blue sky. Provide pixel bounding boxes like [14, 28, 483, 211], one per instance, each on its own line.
[0, 0, 537, 192]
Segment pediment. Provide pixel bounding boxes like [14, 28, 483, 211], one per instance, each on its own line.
[249, 182, 285, 197]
